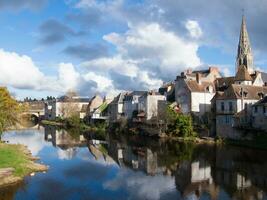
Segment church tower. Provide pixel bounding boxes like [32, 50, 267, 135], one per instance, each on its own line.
[236, 15, 254, 74]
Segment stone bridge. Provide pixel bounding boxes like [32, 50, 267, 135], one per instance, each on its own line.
[21, 101, 45, 120]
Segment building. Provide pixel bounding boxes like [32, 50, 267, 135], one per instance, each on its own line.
[86, 95, 103, 116]
[138, 91, 166, 121]
[123, 91, 147, 119]
[158, 82, 175, 102]
[213, 15, 267, 138]
[252, 96, 267, 131]
[108, 92, 127, 123]
[213, 84, 267, 138]
[175, 71, 217, 116]
[45, 96, 90, 120]
[91, 98, 113, 122]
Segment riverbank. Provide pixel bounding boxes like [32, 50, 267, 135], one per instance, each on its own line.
[0, 143, 48, 187]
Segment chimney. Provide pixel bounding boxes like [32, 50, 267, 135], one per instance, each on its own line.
[186, 69, 193, 75]
[209, 66, 219, 73]
[196, 73, 202, 84]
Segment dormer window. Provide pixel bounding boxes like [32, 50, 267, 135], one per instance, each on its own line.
[240, 90, 248, 97]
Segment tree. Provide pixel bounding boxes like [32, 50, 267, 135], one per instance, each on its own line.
[0, 87, 23, 136]
[164, 106, 195, 137]
[58, 90, 80, 119]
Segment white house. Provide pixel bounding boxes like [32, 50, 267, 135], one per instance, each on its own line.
[213, 84, 267, 138]
[138, 91, 166, 121]
[175, 72, 216, 116]
[123, 91, 146, 119]
[45, 96, 90, 120]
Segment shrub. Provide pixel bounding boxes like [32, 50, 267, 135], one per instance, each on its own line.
[166, 106, 194, 137]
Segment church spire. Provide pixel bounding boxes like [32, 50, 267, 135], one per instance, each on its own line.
[236, 15, 254, 74]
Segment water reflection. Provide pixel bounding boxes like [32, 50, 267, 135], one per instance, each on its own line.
[1, 126, 267, 200]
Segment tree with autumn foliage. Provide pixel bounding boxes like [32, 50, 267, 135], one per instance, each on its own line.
[0, 87, 23, 135]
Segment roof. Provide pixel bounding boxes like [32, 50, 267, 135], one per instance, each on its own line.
[215, 84, 267, 100]
[110, 92, 127, 104]
[185, 80, 215, 93]
[260, 72, 267, 83]
[57, 96, 90, 103]
[216, 77, 235, 89]
[81, 104, 87, 112]
[235, 65, 253, 81]
[124, 91, 147, 101]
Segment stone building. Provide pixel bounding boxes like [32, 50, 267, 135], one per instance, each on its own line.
[175, 70, 218, 116]
[213, 84, 267, 138]
[86, 95, 103, 116]
[123, 91, 146, 119]
[251, 96, 267, 131]
[138, 91, 166, 121]
[108, 92, 127, 123]
[45, 96, 90, 120]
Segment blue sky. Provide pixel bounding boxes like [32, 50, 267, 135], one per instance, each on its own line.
[0, 0, 267, 99]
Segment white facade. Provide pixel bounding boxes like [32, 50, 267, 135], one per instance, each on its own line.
[45, 99, 89, 120]
[191, 92, 215, 114]
[175, 78, 215, 115]
[138, 94, 166, 120]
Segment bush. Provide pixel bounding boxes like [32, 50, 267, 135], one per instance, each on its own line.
[65, 114, 81, 128]
[166, 106, 194, 137]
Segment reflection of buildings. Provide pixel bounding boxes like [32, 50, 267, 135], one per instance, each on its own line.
[214, 146, 267, 200]
[44, 126, 87, 159]
[103, 135, 267, 200]
[175, 159, 219, 200]
[107, 138, 161, 175]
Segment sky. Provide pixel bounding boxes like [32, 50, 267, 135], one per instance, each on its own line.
[1, 0, 267, 99]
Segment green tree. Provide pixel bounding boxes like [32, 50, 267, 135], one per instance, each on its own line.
[165, 106, 194, 137]
[0, 87, 23, 135]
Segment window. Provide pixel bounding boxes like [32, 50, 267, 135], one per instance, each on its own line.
[221, 102, 225, 111]
[245, 103, 248, 111]
[229, 102, 233, 112]
[255, 106, 258, 113]
[225, 116, 232, 124]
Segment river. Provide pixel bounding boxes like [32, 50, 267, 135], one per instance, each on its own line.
[1, 125, 267, 200]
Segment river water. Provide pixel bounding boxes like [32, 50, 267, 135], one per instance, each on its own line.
[1, 126, 267, 200]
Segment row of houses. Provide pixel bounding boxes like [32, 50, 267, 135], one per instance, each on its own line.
[44, 15, 267, 139]
[44, 91, 166, 125]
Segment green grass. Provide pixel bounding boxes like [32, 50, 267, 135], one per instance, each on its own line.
[0, 144, 32, 177]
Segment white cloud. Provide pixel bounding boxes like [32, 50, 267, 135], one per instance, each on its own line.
[80, 22, 201, 92]
[0, 49, 47, 90]
[185, 20, 203, 39]
[76, 0, 96, 8]
[104, 169, 178, 200]
[58, 63, 80, 91]
[81, 56, 139, 77]
[104, 23, 201, 77]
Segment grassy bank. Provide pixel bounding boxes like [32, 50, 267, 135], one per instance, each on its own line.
[0, 143, 48, 187]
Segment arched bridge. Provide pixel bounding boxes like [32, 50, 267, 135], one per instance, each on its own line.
[21, 101, 45, 120]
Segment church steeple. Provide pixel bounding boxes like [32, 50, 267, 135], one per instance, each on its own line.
[236, 15, 254, 74]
